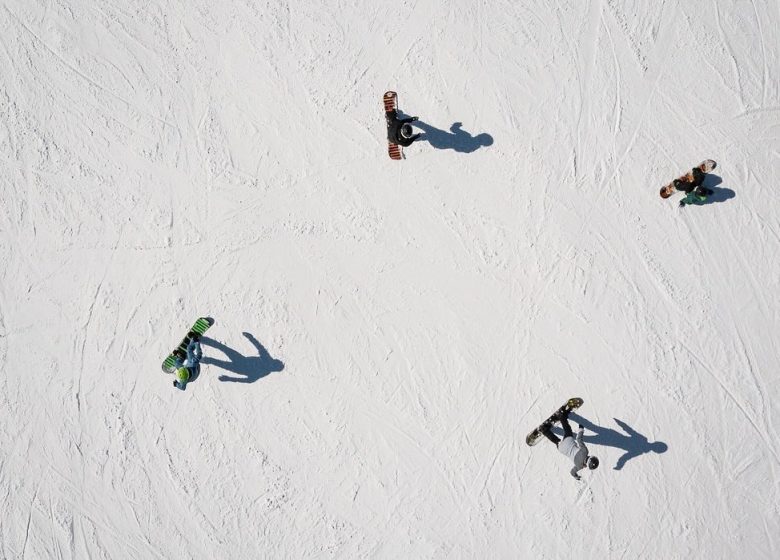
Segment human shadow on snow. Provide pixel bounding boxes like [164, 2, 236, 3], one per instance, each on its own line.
[415, 120, 494, 153]
[552, 414, 668, 471]
[704, 186, 736, 204]
[396, 109, 493, 153]
[700, 174, 735, 205]
[200, 332, 284, 383]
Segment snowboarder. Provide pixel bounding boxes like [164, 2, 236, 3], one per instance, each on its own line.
[172, 332, 203, 390]
[679, 185, 714, 207]
[541, 409, 599, 480]
[386, 110, 421, 147]
[673, 166, 713, 206]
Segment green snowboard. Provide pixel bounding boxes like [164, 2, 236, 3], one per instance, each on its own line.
[162, 317, 214, 374]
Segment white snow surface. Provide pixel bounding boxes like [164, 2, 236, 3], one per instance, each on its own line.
[2, 1, 779, 558]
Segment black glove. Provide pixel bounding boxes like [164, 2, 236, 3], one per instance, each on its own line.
[579, 424, 584, 430]
[679, 201, 686, 207]
[412, 116, 419, 121]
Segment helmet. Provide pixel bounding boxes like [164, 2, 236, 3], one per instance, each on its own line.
[587, 456, 599, 470]
[175, 367, 190, 383]
[400, 123, 413, 139]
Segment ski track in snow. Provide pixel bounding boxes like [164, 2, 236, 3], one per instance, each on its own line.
[0, 0, 779, 557]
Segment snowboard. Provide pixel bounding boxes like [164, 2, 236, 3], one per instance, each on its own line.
[383, 91, 403, 160]
[525, 398, 584, 447]
[660, 159, 717, 199]
[161, 317, 214, 374]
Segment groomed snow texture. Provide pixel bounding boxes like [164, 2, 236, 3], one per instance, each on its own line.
[1, 1, 779, 558]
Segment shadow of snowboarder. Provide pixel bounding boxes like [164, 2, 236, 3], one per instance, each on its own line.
[699, 174, 736, 205]
[703, 186, 736, 204]
[412, 120, 493, 153]
[200, 332, 284, 383]
[553, 414, 668, 470]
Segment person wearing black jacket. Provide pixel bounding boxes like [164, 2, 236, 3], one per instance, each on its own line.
[386, 110, 421, 147]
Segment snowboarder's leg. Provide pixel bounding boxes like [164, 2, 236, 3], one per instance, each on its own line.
[541, 424, 561, 445]
[560, 416, 574, 439]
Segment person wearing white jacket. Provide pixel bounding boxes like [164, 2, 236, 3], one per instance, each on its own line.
[541, 410, 599, 480]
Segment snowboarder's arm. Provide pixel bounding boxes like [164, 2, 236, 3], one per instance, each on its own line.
[570, 466, 583, 480]
[575, 426, 584, 447]
[679, 192, 696, 207]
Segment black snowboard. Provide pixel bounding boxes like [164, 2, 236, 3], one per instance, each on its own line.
[526, 398, 584, 446]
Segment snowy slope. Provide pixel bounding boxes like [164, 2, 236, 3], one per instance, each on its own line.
[1, 1, 779, 558]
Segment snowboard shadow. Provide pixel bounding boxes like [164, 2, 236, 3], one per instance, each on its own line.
[397, 110, 493, 153]
[200, 332, 284, 384]
[702, 174, 722, 188]
[554, 414, 668, 470]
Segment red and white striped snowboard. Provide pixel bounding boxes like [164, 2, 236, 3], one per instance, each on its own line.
[383, 91, 403, 161]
